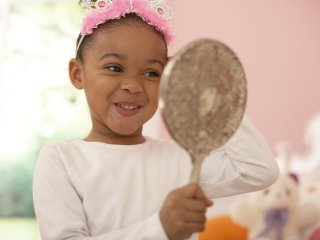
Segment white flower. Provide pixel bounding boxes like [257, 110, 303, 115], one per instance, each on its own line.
[148, 0, 173, 20]
[95, 0, 112, 10]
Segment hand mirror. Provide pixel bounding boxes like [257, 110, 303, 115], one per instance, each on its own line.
[160, 39, 247, 183]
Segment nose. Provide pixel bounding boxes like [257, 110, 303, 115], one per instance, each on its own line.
[121, 75, 143, 94]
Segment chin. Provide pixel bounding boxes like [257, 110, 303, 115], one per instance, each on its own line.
[111, 125, 142, 136]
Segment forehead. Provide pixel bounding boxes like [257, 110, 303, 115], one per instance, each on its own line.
[84, 22, 167, 61]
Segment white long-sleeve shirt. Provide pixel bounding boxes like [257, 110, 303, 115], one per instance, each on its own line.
[33, 116, 279, 240]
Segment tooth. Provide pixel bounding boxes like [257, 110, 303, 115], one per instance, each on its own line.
[119, 104, 138, 110]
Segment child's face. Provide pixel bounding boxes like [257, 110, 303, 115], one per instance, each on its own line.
[71, 22, 167, 143]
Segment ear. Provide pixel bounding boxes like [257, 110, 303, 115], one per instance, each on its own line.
[69, 58, 84, 90]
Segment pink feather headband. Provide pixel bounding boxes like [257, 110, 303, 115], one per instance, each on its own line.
[76, 0, 174, 53]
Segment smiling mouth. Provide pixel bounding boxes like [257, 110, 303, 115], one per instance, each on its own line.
[116, 103, 141, 110]
[115, 103, 142, 117]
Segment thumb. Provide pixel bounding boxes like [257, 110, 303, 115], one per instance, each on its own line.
[193, 184, 214, 207]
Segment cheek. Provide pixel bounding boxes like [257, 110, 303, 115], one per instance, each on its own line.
[84, 83, 114, 114]
[85, 74, 117, 95]
[147, 82, 160, 96]
[147, 84, 160, 108]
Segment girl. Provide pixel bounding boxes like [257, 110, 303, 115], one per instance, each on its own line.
[33, 0, 279, 239]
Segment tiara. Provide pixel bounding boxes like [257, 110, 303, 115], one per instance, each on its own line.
[76, 0, 174, 52]
[79, 0, 173, 19]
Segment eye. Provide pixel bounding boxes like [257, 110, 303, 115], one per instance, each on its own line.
[107, 65, 122, 73]
[144, 70, 160, 78]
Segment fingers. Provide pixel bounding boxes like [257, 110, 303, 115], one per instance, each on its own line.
[181, 183, 214, 207]
[182, 211, 207, 224]
[193, 184, 214, 206]
[185, 222, 206, 233]
[180, 198, 207, 213]
[176, 221, 207, 238]
[160, 183, 214, 240]
[166, 214, 207, 239]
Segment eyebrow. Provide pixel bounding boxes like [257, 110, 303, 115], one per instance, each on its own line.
[99, 52, 166, 68]
[99, 53, 126, 61]
[146, 59, 165, 68]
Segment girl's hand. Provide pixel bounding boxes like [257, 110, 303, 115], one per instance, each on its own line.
[159, 183, 214, 240]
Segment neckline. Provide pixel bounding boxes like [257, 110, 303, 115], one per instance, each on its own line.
[73, 136, 151, 150]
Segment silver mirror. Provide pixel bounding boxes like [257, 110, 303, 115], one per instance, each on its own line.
[160, 39, 247, 183]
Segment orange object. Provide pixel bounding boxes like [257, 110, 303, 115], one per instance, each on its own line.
[199, 215, 248, 240]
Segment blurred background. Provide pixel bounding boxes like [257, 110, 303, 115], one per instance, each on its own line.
[0, 0, 88, 238]
[0, 0, 319, 239]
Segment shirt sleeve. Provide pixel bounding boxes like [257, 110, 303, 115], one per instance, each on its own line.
[33, 145, 168, 240]
[199, 115, 279, 198]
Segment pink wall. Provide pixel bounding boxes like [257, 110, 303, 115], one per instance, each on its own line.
[166, 0, 320, 153]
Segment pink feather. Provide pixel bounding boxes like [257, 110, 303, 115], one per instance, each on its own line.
[81, 0, 131, 34]
[133, 0, 173, 44]
[80, 0, 173, 44]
